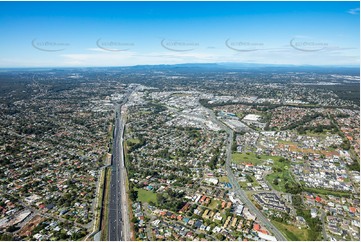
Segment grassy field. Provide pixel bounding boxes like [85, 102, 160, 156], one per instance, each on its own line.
[265, 159, 296, 192]
[304, 130, 333, 137]
[208, 199, 221, 210]
[235, 112, 245, 119]
[218, 176, 229, 183]
[139, 110, 152, 115]
[266, 172, 294, 192]
[239, 179, 260, 189]
[272, 159, 290, 169]
[278, 140, 296, 145]
[266, 173, 284, 192]
[135, 188, 158, 205]
[127, 138, 140, 144]
[272, 220, 309, 241]
[232, 152, 281, 165]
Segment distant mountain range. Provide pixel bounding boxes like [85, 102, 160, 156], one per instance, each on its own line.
[129, 62, 359, 69]
[125, 63, 360, 75]
[1, 62, 359, 75]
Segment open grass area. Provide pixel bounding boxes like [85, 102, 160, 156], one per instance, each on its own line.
[218, 176, 229, 183]
[235, 112, 245, 119]
[272, 220, 309, 241]
[135, 188, 158, 205]
[239, 179, 260, 189]
[304, 130, 333, 137]
[127, 138, 140, 144]
[278, 140, 296, 145]
[270, 158, 289, 169]
[208, 199, 221, 210]
[266, 172, 294, 193]
[266, 159, 296, 192]
[266, 172, 288, 192]
[232, 152, 281, 165]
[139, 110, 152, 115]
[101, 153, 112, 166]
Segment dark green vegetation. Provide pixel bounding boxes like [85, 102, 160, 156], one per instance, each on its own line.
[283, 113, 337, 133]
[126, 137, 146, 153]
[209, 147, 224, 170]
[347, 161, 360, 171]
[129, 187, 139, 202]
[0, 233, 14, 241]
[293, 195, 323, 240]
[310, 83, 360, 106]
[302, 187, 351, 198]
[156, 189, 185, 212]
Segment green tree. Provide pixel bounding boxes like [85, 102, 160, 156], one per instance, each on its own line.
[198, 233, 205, 239]
[216, 234, 225, 241]
[0, 233, 13, 241]
[129, 189, 138, 202]
[245, 174, 253, 183]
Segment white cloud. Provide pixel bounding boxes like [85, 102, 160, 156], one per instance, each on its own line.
[86, 48, 108, 52]
[348, 8, 360, 15]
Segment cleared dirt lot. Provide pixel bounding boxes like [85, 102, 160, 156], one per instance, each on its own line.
[17, 215, 45, 237]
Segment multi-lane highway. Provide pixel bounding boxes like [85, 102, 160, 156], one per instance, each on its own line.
[108, 88, 134, 241]
[108, 105, 123, 241]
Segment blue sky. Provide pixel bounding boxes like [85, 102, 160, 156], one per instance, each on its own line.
[0, 1, 359, 67]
